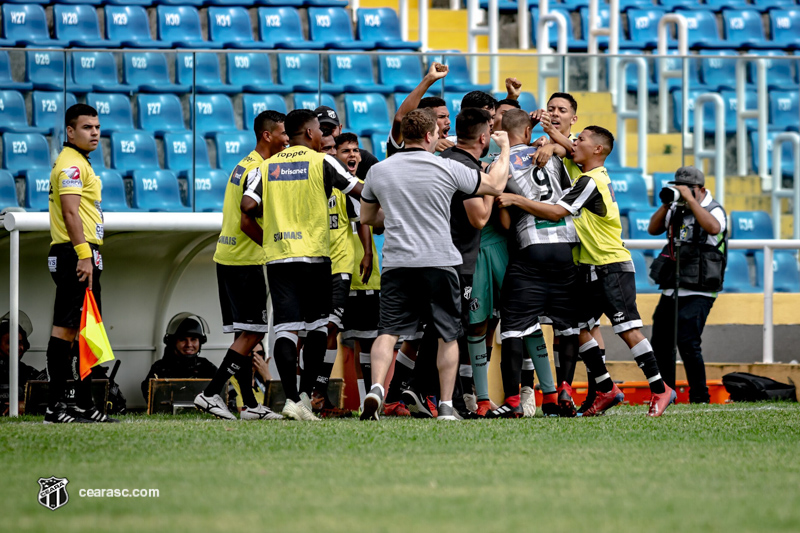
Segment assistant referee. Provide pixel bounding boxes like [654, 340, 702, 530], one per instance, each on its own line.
[44, 104, 115, 424]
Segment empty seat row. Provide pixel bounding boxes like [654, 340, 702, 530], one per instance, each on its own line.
[1, 5, 420, 51]
[532, 7, 800, 52]
[672, 89, 799, 133]
[2, 0, 349, 6]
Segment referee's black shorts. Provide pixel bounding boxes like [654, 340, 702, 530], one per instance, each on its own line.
[267, 261, 332, 333]
[379, 266, 462, 343]
[216, 263, 269, 334]
[48, 243, 102, 329]
[578, 261, 643, 334]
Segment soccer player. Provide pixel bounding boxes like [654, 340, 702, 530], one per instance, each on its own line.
[512, 126, 677, 417]
[44, 104, 116, 424]
[359, 108, 510, 421]
[490, 109, 581, 418]
[300, 132, 363, 417]
[243, 109, 362, 421]
[494, 98, 521, 132]
[315, 106, 380, 181]
[194, 111, 288, 421]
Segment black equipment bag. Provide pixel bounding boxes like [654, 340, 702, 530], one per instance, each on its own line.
[722, 372, 797, 402]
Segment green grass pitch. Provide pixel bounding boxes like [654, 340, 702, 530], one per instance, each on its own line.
[3, 403, 800, 533]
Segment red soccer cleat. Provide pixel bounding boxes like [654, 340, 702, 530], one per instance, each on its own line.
[580, 383, 625, 417]
[383, 401, 411, 417]
[557, 381, 577, 418]
[647, 384, 677, 417]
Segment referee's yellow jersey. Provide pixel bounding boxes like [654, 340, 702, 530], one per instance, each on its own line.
[49, 143, 103, 246]
[213, 150, 268, 266]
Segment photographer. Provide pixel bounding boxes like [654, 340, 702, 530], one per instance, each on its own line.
[648, 167, 727, 403]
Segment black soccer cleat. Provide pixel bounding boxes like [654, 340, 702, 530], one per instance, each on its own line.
[485, 403, 524, 419]
[44, 403, 92, 424]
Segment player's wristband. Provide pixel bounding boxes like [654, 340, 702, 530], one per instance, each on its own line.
[74, 243, 92, 260]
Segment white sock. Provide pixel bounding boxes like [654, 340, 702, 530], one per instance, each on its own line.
[369, 383, 385, 398]
[439, 400, 453, 408]
[357, 378, 366, 409]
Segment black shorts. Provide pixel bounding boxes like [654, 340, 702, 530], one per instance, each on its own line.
[379, 266, 462, 342]
[49, 243, 102, 329]
[459, 271, 473, 333]
[216, 263, 269, 334]
[329, 273, 351, 330]
[267, 261, 332, 333]
[499, 257, 579, 340]
[578, 261, 642, 334]
[342, 289, 380, 340]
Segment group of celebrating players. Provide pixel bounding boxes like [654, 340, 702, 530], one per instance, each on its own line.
[190, 61, 678, 422]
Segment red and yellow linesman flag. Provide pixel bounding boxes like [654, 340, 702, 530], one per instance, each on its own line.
[79, 289, 115, 380]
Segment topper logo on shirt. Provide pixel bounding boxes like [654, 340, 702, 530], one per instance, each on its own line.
[267, 162, 309, 182]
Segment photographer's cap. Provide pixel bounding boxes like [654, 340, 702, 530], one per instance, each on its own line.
[314, 106, 340, 128]
[669, 166, 704, 187]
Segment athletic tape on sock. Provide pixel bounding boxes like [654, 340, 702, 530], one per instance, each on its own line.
[630, 338, 653, 358]
[359, 352, 371, 364]
[396, 350, 415, 369]
[647, 373, 663, 383]
[579, 338, 599, 353]
[521, 358, 534, 371]
[324, 349, 338, 364]
[459, 364, 473, 377]
[275, 331, 299, 346]
[595, 372, 611, 384]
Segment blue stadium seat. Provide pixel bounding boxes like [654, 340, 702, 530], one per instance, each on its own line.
[105, 6, 172, 48]
[0, 170, 19, 210]
[214, 131, 255, 171]
[769, 91, 799, 132]
[750, 131, 797, 177]
[699, 50, 739, 92]
[242, 94, 288, 130]
[626, 209, 660, 247]
[630, 250, 658, 293]
[480, 0, 523, 11]
[0, 52, 32, 91]
[749, 51, 795, 90]
[0, 90, 47, 134]
[755, 0, 798, 7]
[258, 0, 303, 6]
[189, 169, 228, 212]
[191, 94, 239, 137]
[97, 169, 133, 212]
[579, 6, 610, 49]
[110, 131, 159, 176]
[90, 140, 106, 169]
[25, 51, 69, 92]
[308, 7, 376, 50]
[722, 10, 775, 50]
[2, 133, 50, 180]
[163, 132, 211, 178]
[329, 55, 391, 94]
[704, 0, 749, 10]
[657, 0, 697, 9]
[427, 51, 492, 92]
[22, 172, 51, 212]
[378, 55, 424, 92]
[54, 5, 121, 48]
[393, 92, 437, 111]
[72, 52, 136, 93]
[516, 92, 539, 112]
[622, 9, 671, 50]
[227, 53, 289, 94]
[369, 133, 389, 160]
[755, 251, 800, 292]
[2, 5, 68, 47]
[730, 211, 773, 242]
[176, 53, 238, 94]
[724, 251, 759, 293]
[130, 169, 190, 212]
[157, 6, 219, 49]
[105, 0, 154, 6]
[278, 53, 324, 92]
[531, 8, 587, 52]
[674, 9, 729, 49]
[31, 91, 78, 135]
[158, 0, 203, 6]
[606, 146, 642, 173]
[208, 7, 272, 49]
[357, 8, 421, 49]
[768, 9, 800, 50]
[303, 0, 349, 6]
[610, 172, 650, 215]
[122, 53, 190, 94]
[136, 93, 186, 136]
[292, 93, 337, 112]
[344, 93, 391, 136]
[652, 172, 674, 206]
[86, 93, 135, 135]
[671, 89, 756, 134]
[257, 7, 325, 50]
[443, 91, 467, 118]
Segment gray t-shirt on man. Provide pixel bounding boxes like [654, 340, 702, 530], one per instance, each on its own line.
[362, 148, 481, 270]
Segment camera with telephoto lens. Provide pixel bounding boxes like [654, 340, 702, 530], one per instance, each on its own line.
[659, 186, 685, 206]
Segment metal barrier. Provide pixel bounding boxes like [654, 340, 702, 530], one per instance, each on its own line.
[537, 0, 568, 110]
[736, 58, 768, 189]
[615, 56, 648, 178]
[518, 0, 530, 50]
[771, 133, 800, 240]
[588, 0, 620, 99]
[657, 14, 688, 142]
[467, 0, 499, 90]
[398, 0, 428, 50]
[694, 93, 726, 203]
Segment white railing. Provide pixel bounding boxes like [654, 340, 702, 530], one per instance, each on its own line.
[466, 0, 499, 90]
[736, 58, 768, 189]
[587, 0, 620, 100]
[771, 133, 800, 240]
[398, 0, 428, 50]
[615, 56, 648, 179]
[694, 93, 726, 203]
[657, 14, 688, 143]
[537, 0, 568, 109]
[518, 0, 530, 50]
